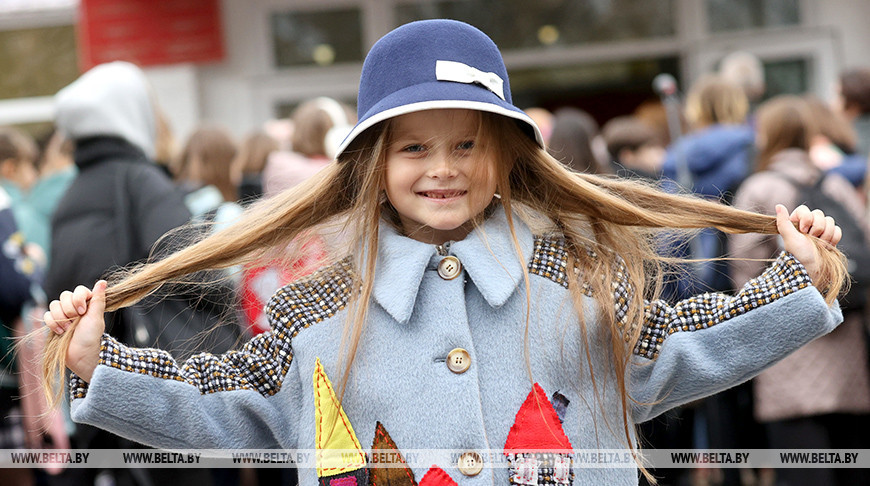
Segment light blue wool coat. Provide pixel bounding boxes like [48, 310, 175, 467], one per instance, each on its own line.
[69, 208, 842, 485]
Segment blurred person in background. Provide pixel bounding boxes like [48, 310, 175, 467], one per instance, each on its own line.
[601, 117, 687, 486]
[634, 99, 680, 148]
[731, 95, 870, 486]
[174, 125, 244, 228]
[243, 97, 354, 336]
[662, 74, 753, 296]
[1, 127, 75, 485]
[1, 128, 77, 268]
[719, 51, 766, 112]
[601, 115, 665, 180]
[240, 97, 356, 486]
[171, 125, 246, 330]
[661, 74, 757, 486]
[47, 61, 219, 486]
[0, 127, 43, 258]
[547, 107, 605, 174]
[233, 130, 279, 205]
[0, 127, 38, 195]
[836, 67, 870, 157]
[152, 105, 179, 179]
[804, 94, 867, 188]
[554, 106, 610, 173]
[262, 96, 353, 197]
[525, 106, 554, 144]
[34, 130, 77, 226]
[0, 185, 46, 486]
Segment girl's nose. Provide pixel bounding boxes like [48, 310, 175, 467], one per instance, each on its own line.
[427, 154, 458, 179]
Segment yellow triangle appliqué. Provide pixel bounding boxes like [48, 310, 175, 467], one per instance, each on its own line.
[314, 358, 367, 477]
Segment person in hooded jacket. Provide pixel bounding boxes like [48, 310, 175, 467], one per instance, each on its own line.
[46, 62, 189, 305]
[44, 61, 220, 486]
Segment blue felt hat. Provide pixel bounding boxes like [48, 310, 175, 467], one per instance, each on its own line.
[335, 19, 543, 158]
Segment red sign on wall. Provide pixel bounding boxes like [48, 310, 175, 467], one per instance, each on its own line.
[78, 0, 225, 71]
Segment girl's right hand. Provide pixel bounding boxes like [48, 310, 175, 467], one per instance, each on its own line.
[44, 280, 107, 382]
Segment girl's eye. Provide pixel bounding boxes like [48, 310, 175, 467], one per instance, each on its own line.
[456, 140, 475, 151]
[401, 144, 426, 153]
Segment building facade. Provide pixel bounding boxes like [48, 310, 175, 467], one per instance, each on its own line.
[2, 0, 869, 141]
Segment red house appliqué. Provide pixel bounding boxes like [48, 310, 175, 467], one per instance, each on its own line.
[504, 383, 574, 485]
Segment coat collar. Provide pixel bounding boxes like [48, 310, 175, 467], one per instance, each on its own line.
[74, 136, 149, 169]
[372, 207, 534, 323]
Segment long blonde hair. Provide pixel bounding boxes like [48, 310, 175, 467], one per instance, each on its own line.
[41, 110, 846, 468]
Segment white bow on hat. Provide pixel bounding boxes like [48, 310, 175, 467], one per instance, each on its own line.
[435, 60, 506, 101]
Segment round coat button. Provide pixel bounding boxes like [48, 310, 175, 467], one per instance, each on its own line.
[446, 348, 471, 374]
[437, 256, 462, 280]
[457, 451, 483, 476]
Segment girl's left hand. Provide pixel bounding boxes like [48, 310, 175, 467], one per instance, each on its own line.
[775, 204, 841, 284]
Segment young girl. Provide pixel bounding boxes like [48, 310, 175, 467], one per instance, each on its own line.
[43, 20, 846, 486]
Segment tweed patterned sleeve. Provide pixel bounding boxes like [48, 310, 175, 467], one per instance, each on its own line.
[633, 252, 812, 360]
[68, 329, 291, 400]
[68, 259, 355, 402]
[66, 260, 356, 450]
[628, 251, 842, 423]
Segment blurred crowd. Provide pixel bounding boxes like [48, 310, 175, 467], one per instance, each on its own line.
[1, 54, 870, 486]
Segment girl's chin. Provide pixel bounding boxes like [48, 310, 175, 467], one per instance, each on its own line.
[402, 222, 475, 244]
[428, 216, 479, 232]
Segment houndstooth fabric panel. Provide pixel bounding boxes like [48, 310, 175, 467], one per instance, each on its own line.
[634, 252, 811, 360]
[265, 257, 354, 339]
[84, 329, 284, 396]
[529, 235, 633, 326]
[529, 236, 571, 289]
[529, 234, 631, 311]
[610, 256, 633, 329]
[69, 372, 89, 400]
[529, 236, 598, 295]
[527, 238, 813, 362]
[69, 258, 355, 399]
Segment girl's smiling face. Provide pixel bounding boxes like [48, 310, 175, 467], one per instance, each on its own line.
[385, 109, 498, 244]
